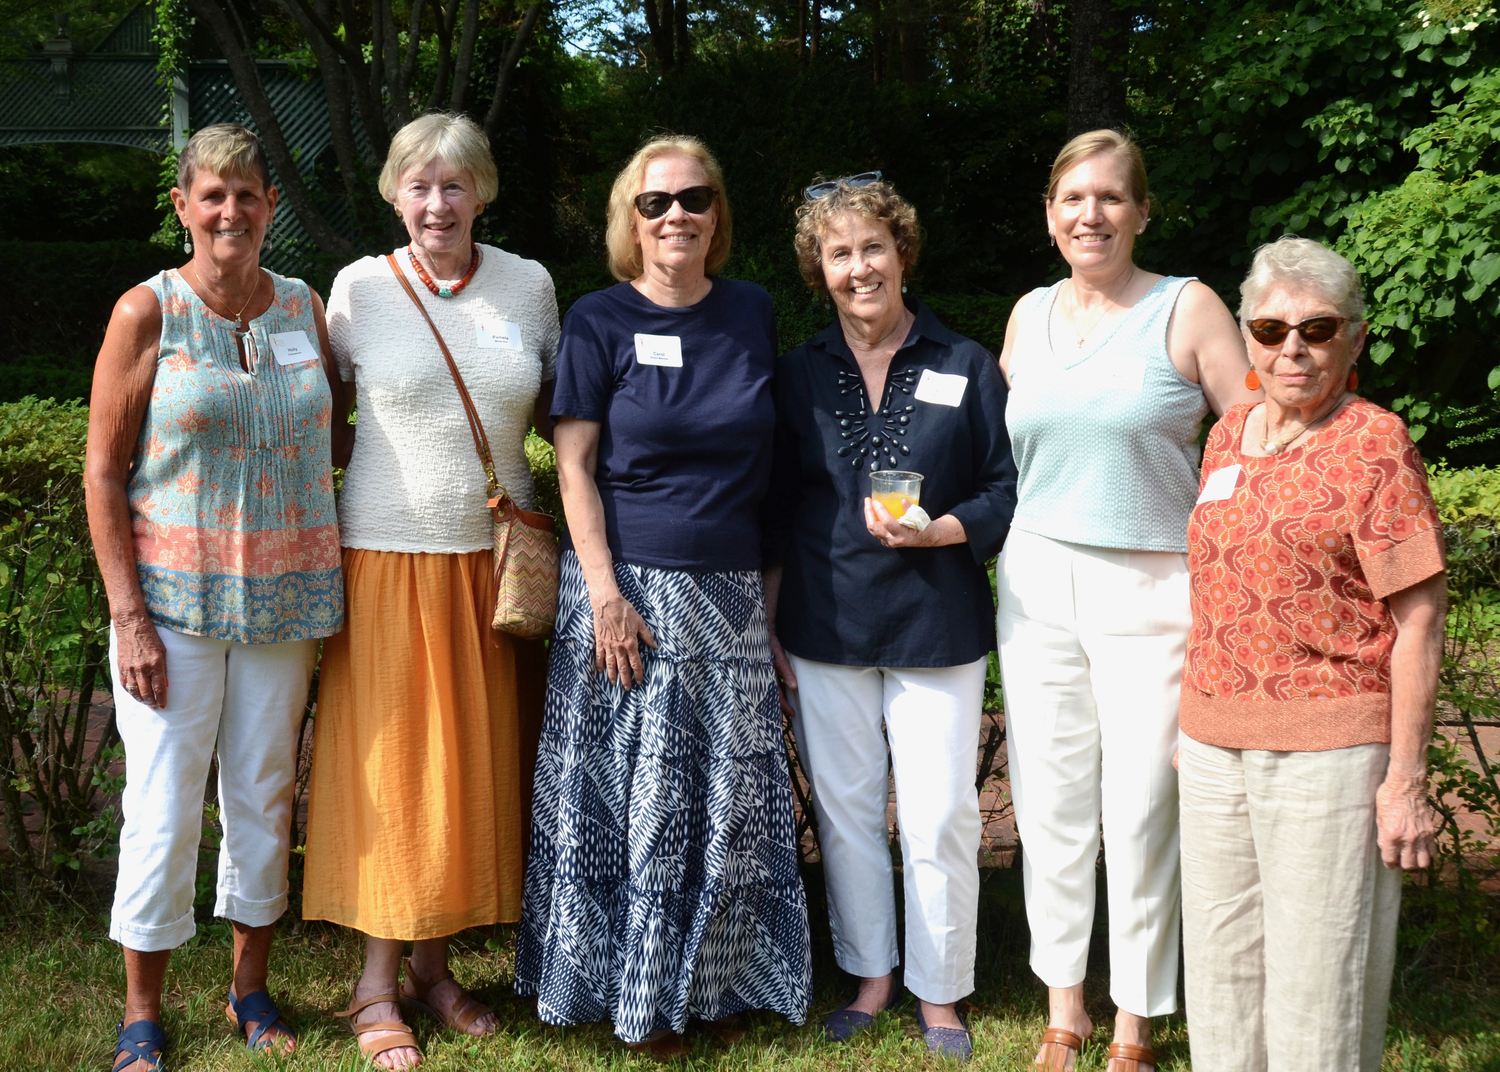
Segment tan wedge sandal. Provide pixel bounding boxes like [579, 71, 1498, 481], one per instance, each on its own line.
[1106, 1041, 1159, 1071]
[334, 991, 422, 1066]
[400, 958, 495, 1036]
[1036, 1028, 1086, 1070]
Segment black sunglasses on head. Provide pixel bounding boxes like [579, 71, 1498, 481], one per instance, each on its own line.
[1246, 316, 1349, 346]
[634, 186, 716, 219]
[803, 171, 885, 201]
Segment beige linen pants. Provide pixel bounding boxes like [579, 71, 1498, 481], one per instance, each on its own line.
[1179, 733, 1402, 1072]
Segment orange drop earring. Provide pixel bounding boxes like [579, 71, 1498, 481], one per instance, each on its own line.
[1245, 369, 1262, 391]
[1347, 368, 1358, 391]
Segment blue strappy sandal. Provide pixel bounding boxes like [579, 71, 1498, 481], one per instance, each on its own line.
[113, 1019, 167, 1072]
[226, 988, 297, 1053]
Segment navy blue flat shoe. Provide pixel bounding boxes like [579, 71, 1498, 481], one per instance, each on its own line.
[913, 1000, 973, 1063]
[822, 986, 903, 1042]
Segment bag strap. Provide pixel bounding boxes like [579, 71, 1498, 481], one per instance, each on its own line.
[386, 252, 500, 496]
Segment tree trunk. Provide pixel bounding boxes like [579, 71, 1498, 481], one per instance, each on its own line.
[673, 0, 690, 67]
[277, 0, 368, 216]
[1066, 0, 1127, 136]
[811, 0, 821, 62]
[898, 0, 926, 86]
[449, 0, 480, 112]
[643, 0, 674, 72]
[484, 1, 546, 137]
[427, 0, 462, 110]
[799, 0, 807, 67]
[186, 0, 355, 258]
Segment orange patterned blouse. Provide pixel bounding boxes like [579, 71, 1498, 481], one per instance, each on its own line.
[1180, 398, 1446, 752]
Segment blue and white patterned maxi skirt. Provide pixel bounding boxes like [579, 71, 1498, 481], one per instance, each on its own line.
[515, 551, 812, 1042]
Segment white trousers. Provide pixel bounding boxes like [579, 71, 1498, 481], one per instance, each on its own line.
[788, 653, 987, 1004]
[996, 527, 1189, 1016]
[110, 624, 316, 952]
[1179, 734, 1400, 1072]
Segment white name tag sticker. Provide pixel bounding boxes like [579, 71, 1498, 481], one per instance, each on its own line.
[269, 330, 318, 366]
[476, 318, 524, 350]
[913, 368, 968, 407]
[1197, 464, 1243, 505]
[634, 333, 683, 367]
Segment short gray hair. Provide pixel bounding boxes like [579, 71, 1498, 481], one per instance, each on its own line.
[1239, 236, 1367, 326]
[378, 113, 498, 205]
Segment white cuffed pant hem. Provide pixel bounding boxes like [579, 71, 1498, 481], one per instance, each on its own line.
[109, 913, 197, 953]
[214, 890, 289, 928]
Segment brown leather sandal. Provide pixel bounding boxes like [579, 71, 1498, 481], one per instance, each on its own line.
[1106, 1041, 1159, 1071]
[334, 991, 422, 1066]
[1036, 1028, 1086, 1070]
[400, 958, 495, 1036]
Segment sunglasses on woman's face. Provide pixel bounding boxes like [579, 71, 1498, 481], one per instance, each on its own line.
[803, 171, 884, 201]
[634, 186, 716, 220]
[1246, 316, 1349, 346]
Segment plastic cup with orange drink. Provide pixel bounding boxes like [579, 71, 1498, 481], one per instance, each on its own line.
[869, 470, 923, 519]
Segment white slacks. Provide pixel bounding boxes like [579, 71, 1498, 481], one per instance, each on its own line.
[1179, 734, 1401, 1072]
[788, 653, 987, 1004]
[996, 527, 1189, 1017]
[110, 624, 316, 952]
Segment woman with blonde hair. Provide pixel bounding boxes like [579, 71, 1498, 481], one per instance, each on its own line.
[86, 123, 342, 1071]
[514, 134, 812, 1056]
[995, 129, 1259, 1072]
[302, 112, 559, 1069]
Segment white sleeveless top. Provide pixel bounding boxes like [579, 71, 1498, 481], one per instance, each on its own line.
[1005, 275, 1207, 553]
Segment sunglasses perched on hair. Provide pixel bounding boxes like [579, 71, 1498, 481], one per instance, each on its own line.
[803, 171, 884, 201]
[1245, 316, 1349, 346]
[633, 186, 716, 219]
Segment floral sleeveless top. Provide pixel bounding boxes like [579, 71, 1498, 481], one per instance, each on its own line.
[128, 269, 343, 643]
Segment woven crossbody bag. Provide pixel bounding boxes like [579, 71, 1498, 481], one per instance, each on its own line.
[386, 254, 560, 639]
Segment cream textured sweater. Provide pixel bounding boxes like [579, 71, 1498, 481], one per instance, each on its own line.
[328, 245, 560, 553]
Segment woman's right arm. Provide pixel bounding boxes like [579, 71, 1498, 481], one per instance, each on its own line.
[84, 285, 167, 708]
[554, 416, 656, 689]
[996, 300, 1023, 385]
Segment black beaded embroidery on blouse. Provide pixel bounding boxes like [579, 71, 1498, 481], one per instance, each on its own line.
[834, 366, 918, 470]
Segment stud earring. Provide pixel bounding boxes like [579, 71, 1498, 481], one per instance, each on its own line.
[1245, 369, 1262, 391]
[1347, 368, 1358, 391]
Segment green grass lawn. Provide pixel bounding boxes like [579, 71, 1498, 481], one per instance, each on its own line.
[0, 867, 1496, 1072]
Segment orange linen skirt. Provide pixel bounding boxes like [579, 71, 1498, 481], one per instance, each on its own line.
[302, 548, 545, 940]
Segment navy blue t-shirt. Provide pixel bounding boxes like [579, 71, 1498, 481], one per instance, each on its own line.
[550, 278, 777, 572]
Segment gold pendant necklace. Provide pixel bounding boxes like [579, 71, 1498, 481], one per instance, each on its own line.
[191, 265, 260, 335]
[1065, 267, 1136, 348]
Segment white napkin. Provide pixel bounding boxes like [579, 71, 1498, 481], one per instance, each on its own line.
[898, 505, 932, 532]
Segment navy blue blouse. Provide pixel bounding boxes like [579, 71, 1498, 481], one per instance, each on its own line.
[765, 301, 1017, 667]
[550, 278, 777, 572]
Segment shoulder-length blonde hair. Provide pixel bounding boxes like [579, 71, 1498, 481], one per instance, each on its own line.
[605, 135, 733, 281]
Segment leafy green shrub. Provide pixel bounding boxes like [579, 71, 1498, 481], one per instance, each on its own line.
[0, 398, 117, 894]
[1409, 464, 1500, 970]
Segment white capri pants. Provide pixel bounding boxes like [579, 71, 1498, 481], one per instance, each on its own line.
[109, 623, 316, 952]
[1179, 734, 1401, 1072]
[788, 653, 987, 1005]
[996, 527, 1189, 1017]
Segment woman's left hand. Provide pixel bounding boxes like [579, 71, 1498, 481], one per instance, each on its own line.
[864, 497, 935, 549]
[1375, 767, 1438, 871]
